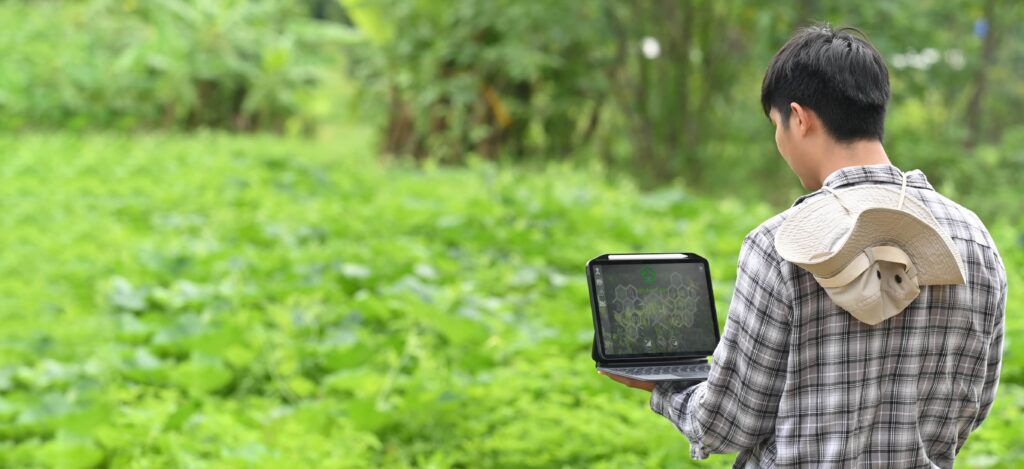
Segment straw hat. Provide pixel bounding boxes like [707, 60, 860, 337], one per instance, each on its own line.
[774, 172, 966, 325]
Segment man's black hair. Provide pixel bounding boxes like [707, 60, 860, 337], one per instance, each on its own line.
[761, 24, 890, 142]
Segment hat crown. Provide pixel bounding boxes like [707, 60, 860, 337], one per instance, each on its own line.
[824, 258, 921, 325]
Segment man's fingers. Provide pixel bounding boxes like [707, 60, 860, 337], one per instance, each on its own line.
[599, 370, 655, 391]
[600, 370, 629, 384]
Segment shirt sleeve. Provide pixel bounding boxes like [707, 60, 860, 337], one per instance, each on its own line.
[973, 269, 1007, 432]
[649, 229, 793, 459]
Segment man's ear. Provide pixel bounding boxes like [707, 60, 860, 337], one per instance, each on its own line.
[789, 102, 812, 137]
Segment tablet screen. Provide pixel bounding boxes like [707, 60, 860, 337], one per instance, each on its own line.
[592, 261, 717, 358]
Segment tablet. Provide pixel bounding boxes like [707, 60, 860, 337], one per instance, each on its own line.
[586, 252, 720, 360]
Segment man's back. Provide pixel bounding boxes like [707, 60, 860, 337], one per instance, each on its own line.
[744, 164, 1006, 467]
[648, 164, 1006, 468]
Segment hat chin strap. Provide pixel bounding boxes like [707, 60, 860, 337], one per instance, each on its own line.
[814, 246, 917, 288]
[897, 170, 908, 210]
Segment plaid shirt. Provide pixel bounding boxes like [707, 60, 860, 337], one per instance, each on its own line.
[650, 164, 1008, 468]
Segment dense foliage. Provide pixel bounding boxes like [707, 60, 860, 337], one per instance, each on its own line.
[345, 0, 1024, 207]
[0, 131, 1020, 467]
[0, 0, 353, 132]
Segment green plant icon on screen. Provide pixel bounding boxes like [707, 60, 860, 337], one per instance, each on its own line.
[640, 266, 655, 285]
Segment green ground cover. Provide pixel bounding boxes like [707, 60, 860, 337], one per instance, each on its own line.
[0, 130, 1020, 467]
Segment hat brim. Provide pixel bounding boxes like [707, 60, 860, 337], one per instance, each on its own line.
[785, 207, 966, 285]
[775, 185, 938, 262]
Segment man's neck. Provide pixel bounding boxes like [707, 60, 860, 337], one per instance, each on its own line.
[813, 139, 891, 188]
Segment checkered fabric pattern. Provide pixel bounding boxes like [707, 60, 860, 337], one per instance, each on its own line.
[650, 164, 1008, 468]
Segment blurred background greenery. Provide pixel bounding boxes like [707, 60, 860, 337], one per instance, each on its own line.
[0, 0, 1020, 467]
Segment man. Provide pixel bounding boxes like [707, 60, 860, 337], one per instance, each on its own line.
[601, 25, 1007, 468]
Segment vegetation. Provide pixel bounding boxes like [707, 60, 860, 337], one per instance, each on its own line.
[0, 130, 1019, 467]
[0, 0, 1021, 467]
[0, 0, 354, 132]
[344, 0, 1024, 203]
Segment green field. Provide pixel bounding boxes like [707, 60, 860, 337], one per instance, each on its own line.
[0, 129, 1020, 467]
[1, 0, 1021, 466]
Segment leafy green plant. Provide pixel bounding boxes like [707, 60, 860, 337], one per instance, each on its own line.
[0, 0, 356, 132]
[343, 0, 617, 162]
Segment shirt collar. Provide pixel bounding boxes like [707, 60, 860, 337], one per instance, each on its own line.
[791, 164, 935, 207]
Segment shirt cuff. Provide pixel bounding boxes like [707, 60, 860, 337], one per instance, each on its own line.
[649, 379, 703, 416]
